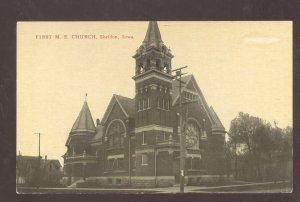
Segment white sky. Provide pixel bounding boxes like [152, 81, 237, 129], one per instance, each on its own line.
[17, 21, 292, 165]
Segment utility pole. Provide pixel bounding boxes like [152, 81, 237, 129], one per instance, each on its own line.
[125, 118, 131, 186]
[173, 66, 187, 193]
[34, 132, 41, 190]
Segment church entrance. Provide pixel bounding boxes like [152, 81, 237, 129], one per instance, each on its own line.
[174, 172, 180, 184]
[173, 151, 180, 184]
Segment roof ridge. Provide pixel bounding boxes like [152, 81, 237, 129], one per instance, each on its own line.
[114, 94, 134, 100]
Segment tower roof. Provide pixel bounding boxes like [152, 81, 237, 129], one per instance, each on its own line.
[71, 101, 96, 134]
[143, 21, 163, 49]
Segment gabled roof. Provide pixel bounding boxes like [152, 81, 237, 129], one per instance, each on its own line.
[70, 101, 96, 134]
[16, 155, 40, 167]
[44, 159, 62, 169]
[171, 75, 193, 103]
[143, 21, 163, 49]
[115, 95, 135, 118]
[171, 74, 225, 130]
[101, 94, 135, 125]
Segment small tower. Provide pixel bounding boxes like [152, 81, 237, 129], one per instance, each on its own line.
[64, 98, 96, 184]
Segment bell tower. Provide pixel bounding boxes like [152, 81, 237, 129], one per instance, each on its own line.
[132, 21, 174, 177]
[134, 21, 173, 75]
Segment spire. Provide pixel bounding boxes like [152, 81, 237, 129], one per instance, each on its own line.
[133, 21, 173, 76]
[143, 21, 163, 49]
[70, 100, 96, 134]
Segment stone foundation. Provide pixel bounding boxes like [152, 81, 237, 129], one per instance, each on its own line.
[187, 174, 234, 185]
[87, 176, 129, 185]
[85, 176, 175, 187]
[61, 177, 69, 186]
[61, 176, 84, 187]
[131, 176, 156, 187]
[71, 175, 233, 187]
[156, 176, 174, 187]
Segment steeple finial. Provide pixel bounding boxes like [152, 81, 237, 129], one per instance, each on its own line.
[85, 93, 87, 102]
[143, 21, 163, 48]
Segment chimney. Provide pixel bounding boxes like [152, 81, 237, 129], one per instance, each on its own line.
[96, 118, 100, 126]
[45, 155, 47, 161]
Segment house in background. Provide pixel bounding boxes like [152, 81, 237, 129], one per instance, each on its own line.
[63, 21, 227, 187]
[16, 154, 62, 187]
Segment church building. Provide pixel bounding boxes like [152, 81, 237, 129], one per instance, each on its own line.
[62, 21, 226, 187]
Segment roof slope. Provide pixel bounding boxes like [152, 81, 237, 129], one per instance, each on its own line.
[171, 74, 225, 131]
[71, 101, 96, 134]
[171, 75, 193, 102]
[91, 124, 104, 142]
[114, 94, 135, 118]
[44, 159, 62, 169]
[209, 106, 225, 130]
[101, 94, 135, 125]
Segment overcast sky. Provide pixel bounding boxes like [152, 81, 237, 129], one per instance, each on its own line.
[17, 21, 292, 164]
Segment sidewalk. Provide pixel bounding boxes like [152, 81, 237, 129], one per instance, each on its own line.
[141, 181, 291, 193]
[17, 181, 291, 194]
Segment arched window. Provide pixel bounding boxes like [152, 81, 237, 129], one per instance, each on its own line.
[138, 99, 141, 111]
[156, 59, 161, 69]
[193, 157, 200, 170]
[138, 63, 144, 74]
[142, 132, 146, 145]
[185, 157, 192, 169]
[162, 46, 166, 54]
[184, 119, 202, 150]
[163, 132, 167, 141]
[163, 63, 169, 73]
[141, 153, 148, 165]
[146, 59, 150, 69]
[107, 120, 126, 148]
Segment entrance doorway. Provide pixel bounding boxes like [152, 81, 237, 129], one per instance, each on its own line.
[173, 151, 180, 184]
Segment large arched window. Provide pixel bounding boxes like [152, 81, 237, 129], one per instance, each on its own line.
[107, 120, 126, 148]
[184, 119, 202, 150]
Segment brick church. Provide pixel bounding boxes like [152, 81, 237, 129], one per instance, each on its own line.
[63, 21, 226, 187]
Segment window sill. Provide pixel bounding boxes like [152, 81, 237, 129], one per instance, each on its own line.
[138, 108, 151, 112]
[157, 107, 170, 111]
[106, 146, 125, 150]
[104, 170, 127, 173]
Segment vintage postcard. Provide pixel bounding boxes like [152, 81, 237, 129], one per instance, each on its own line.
[16, 21, 292, 193]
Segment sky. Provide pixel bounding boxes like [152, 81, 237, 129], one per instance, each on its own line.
[17, 21, 292, 165]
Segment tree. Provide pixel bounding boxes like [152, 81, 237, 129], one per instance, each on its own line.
[277, 126, 293, 182]
[228, 112, 271, 180]
[227, 112, 292, 182]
